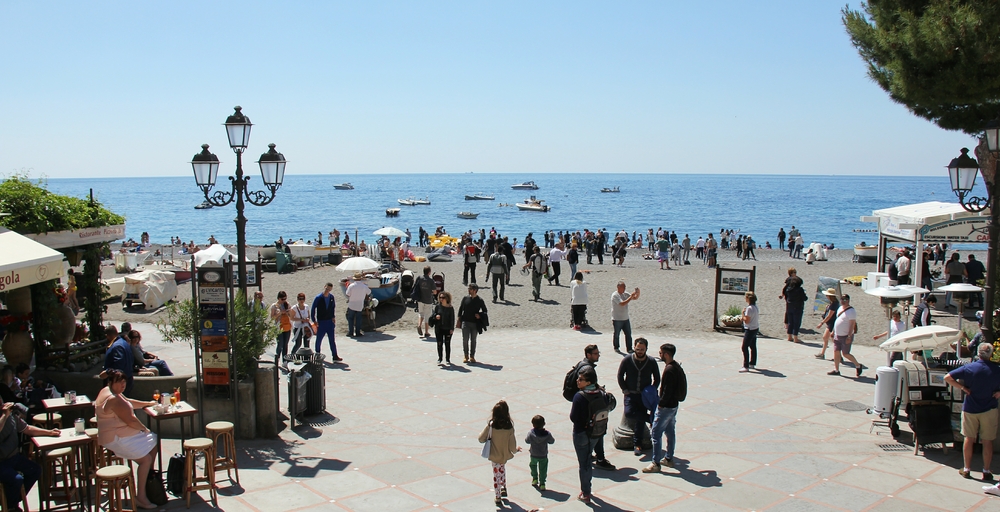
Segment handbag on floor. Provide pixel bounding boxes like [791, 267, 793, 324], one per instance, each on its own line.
[146, 469, 169, 505]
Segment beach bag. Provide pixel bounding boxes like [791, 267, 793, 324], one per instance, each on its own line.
[481, 426, 492, 459]
[146, 469, 168, 506]
[166, 454, 186, 496]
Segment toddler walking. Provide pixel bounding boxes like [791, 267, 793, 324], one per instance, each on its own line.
[524, 414, 555, 491]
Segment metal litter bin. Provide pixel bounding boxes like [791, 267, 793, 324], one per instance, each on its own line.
[287, 364, 311, 428]
[294, 347, 327, 415]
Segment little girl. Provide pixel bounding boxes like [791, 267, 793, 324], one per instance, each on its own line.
[479, 400, 521, 506]
[432, 292, 456, 364]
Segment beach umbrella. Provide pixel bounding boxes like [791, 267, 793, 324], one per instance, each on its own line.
[374, 227, 407, 238]
[878, 325, 961, 353]
[936, 283, 984, 330]
[864, 285, 930, 359]
[336, 257, 380, 272]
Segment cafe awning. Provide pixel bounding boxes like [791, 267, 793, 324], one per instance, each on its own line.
[0, 227, 65, 292]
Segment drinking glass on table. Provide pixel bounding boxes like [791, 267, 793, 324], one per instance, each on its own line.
[153, 390, 160, 402]
[170, 395, 177, 407]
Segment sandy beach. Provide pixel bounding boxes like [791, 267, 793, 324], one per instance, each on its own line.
[103, 245, 986, 349]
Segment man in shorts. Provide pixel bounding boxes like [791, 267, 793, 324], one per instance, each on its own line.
[414, 266, 437, 338]
[827, 294, 864, 378]
[945, 343, 1000, 484]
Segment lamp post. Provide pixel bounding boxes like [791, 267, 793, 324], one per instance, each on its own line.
[191, 106, 287, 294]
[947, 145, 997, 344]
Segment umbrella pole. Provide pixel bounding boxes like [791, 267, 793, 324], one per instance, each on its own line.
[886, 305, 895, 367]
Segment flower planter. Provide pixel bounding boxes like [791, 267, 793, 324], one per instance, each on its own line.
[2, 330, 33, 366]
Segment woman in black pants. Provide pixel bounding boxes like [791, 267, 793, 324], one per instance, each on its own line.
[779, 268, 806, 343]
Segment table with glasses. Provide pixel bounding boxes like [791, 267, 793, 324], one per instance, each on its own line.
[42, 395, 93, 426]
[143, 401, 198, 473]
[32, 427, 94, 512]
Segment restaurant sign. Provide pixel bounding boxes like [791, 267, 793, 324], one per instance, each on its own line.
[918, 218, 991, 243]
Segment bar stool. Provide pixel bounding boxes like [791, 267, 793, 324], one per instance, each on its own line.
[205, 421, 240, 484]
[0, 482, 29, 512]
[94, 465, 136, 512]
[32, 413, 62, 428]
[183, 438, 217, 508]
[42, 447, 79, 508]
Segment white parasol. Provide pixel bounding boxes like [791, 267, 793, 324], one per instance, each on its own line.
[879, 325, 962, 353]
[373, 227, 407, 238]
[936, 283, 984, 329]
[336, 257, 380, 272]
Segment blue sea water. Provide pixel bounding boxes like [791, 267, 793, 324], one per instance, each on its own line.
[44, 173, 960, 248]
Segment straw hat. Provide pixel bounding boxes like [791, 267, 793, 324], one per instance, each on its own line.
[352, 272, 365, 281]
[822, 288, 837, 297]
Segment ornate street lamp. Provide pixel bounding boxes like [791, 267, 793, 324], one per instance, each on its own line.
[949, 144, 997, 344]
[191, 106, 286, 293]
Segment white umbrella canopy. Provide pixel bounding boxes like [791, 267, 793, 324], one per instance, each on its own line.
[879, 325, 962, 353]
[864, 285, 928, 298]
[936, 283, 983, 293]
[336, 257, 380, 272]
[373, 227, 407, 238]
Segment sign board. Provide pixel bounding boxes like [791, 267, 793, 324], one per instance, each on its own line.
[713, 266, 756, 331]
[879, 217, 917, 242]
[918, 218, 991, 243]
[232, 265, 258, 286]
[812, 277, 843, 312]
[202, 352, 230, 385]
[25, 224, 126, 250]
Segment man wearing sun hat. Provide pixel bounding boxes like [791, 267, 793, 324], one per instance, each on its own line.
[345, 273, 371, 338]
[814, 288, 839, 360]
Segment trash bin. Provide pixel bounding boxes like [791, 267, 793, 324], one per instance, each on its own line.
[287, 364, 311, 428]
[293, 347, 326, 415]
[329, 252, 343, 265]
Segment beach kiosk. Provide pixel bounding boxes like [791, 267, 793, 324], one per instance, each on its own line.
[861, 201, 989, 299]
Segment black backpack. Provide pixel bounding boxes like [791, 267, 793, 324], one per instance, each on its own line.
[166, 453, 186, 496]
[562, 363, 582, 402]
[673, 361, 688, 402]
[583, 390, 610, 438]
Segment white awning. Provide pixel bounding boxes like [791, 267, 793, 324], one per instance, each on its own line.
[865, 201, 990, 243]
[0, 228, 65, 292]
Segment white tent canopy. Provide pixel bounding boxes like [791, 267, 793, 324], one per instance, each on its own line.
[861, 201, 989, 301]
[194, 244, 238, 268]
[0, 228, 65, 292]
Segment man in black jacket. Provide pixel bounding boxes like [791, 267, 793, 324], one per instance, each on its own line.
[567, 345, 615, 471]
[457, 284, 487, 363]
[643, 343, 682, 473]
[617, 338, 660, 455]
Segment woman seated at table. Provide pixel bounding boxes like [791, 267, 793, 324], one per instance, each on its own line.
[96, 369, 159, 509]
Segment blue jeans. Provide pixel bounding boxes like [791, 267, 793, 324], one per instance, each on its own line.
[785, 304, 803, 336]
[275, 330, 291, 361]
[569, 263, 578, 281]
[613, 319, 632, 351]
[650, 406, 677, 463]
[347, 308, 363, 336]
[314, 319, 338, 357]
[624, 393, 650, 447]
[0, 453, 41, 508]
[573, 431, 599, 496]
[147, 359, 173, 376]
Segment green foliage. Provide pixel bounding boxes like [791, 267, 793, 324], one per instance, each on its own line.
[230, 292, 279, 381]
[723, 304, 743, 317]
[155, 299, 199, 347]
[0, 173, 125, 234]
[29, 280, 60, 351]
[78, 246, 109, 343]
[842, 1, 1000, 134]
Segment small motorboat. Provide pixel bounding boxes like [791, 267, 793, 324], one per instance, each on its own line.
[511, 181, 539, 190]
[516, 196, 550, 212]
[398, 197, 431, 206]
[287, 241, 316, 261]
[457, 212, 479, 219]
[194, 200, 213, 210]
[340, 272, 401, 303]
[411, 197, 431, 205]
[601, 186, 620, 193]
[386, 208, 400, 217]
[333, 183, 354, 190]
[398, 198, 415, 206]
[465, 193, 495, 200]
[854, 244, 877, 263]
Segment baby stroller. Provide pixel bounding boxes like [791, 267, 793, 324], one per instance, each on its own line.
[432, 271, 445, 304]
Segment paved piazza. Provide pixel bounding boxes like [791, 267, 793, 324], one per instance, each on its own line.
[64, 324, 999, 511]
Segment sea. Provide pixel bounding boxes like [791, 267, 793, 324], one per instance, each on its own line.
[44, 174, 964, 248]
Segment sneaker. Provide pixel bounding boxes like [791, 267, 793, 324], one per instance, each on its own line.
[437, 359, 442, 364]
[332, 357, 344, 362]
[984, 485, 1000, 496]
[358, 331, 364, 336]
[634, 447, 643, 456]
[661, 457, 675, 468]
[500, 487, 507, 497]
[748, 365, 756, 370]
[531, 479, 538, 487]
[463, 357, 469, 363]
[984, 472, 995, 482]
[538, 484, 546, 491]
[594, 459, 616, 470]
[856, 365, 864, 378]
[827, 370, 841, 376]
[814, 353, 825, 359]
[739, 367, 749, 373]
[470, 357, 477, 363]
[495, 498, 502, 506]
[960, 469, 972, 478]
[577, 493, 591, 504]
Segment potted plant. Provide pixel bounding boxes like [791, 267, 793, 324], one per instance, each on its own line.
[719, 305, 744, 328]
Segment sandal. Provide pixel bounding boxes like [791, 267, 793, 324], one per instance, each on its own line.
[814, 354, 825, 359]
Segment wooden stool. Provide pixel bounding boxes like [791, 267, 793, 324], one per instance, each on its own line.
[183, 438, 217, 508]
[95, 465, 136, 512]
[32, 413, 62, 429]
[205, 421, 240, 485]
[43, 447, 79, 508]
[0, 482, 29, 512]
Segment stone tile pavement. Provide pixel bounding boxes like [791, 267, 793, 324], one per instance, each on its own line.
[48, 324, 1000, 511]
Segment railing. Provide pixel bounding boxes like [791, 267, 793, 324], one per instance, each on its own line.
[38, 339, 107, 368]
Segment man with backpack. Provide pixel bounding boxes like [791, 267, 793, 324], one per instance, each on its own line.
[570, 366, 615, 504]
[562, 345, 615, 472]
[643, 343, 685, 473]
[524, 246, 548, 301]
[487, 249, 508, 303]
[617, 338, 660, 455]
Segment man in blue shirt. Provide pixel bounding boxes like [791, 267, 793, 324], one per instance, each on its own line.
[311, 283, 342, 362]
[104, 322, 134, 395]
[945, 343, 1000, 483]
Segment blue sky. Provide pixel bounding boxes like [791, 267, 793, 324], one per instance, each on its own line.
[0, 1, 976, 178]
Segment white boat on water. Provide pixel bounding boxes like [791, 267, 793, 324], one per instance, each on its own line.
[465, 193, 495, 200]
[398, 197, 431, 206]
[516, 196, 550, 212]
[512, 181, 539, 190]
[457, 212, 479, 219]
[194, 200, 213, 210]
[601, 186, 620, 193]
[287, 241, 316, 261]
[854, 244, 877, 262]
[333, 183, 354, 190]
